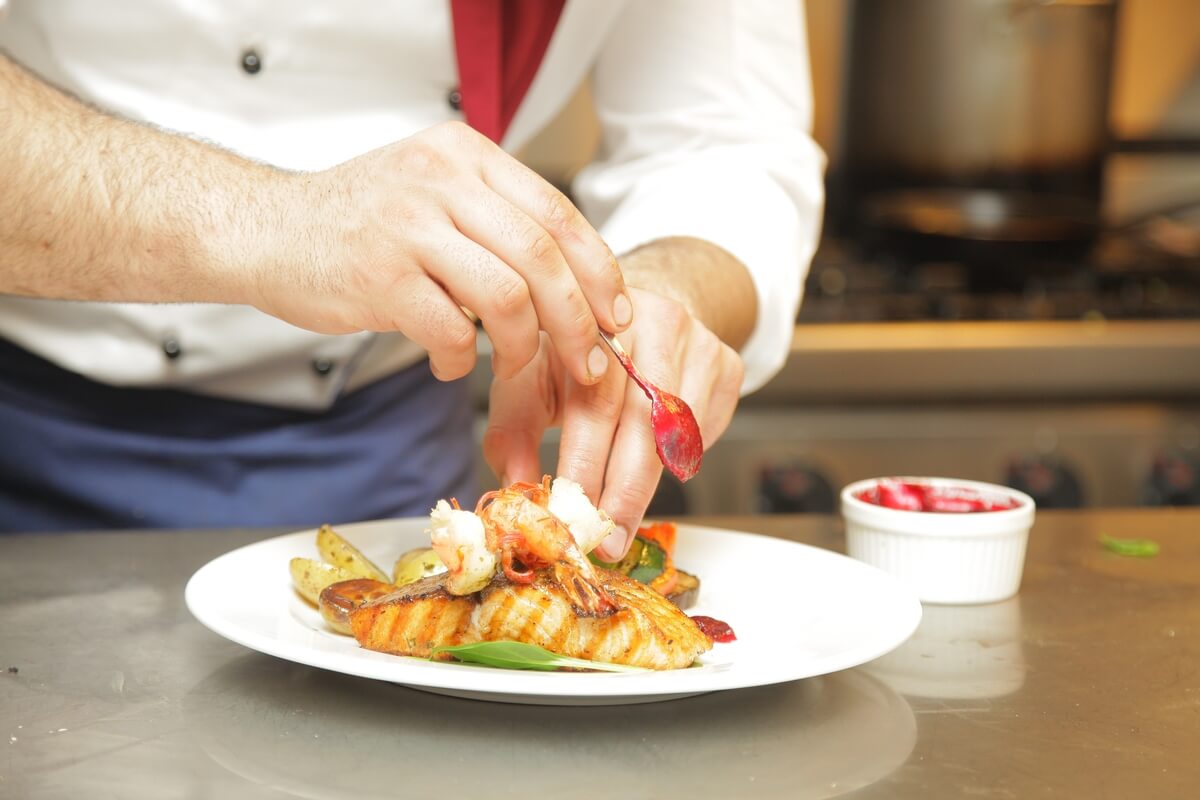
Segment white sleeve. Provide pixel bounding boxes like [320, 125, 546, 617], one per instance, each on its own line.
[573, 0, 824, 394]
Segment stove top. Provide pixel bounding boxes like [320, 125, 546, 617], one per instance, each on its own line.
[799, 230, 1200, 324]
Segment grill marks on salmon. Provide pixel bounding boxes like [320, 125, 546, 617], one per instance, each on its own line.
[339, 569, 712, 671]
[343, 577, 476, 658]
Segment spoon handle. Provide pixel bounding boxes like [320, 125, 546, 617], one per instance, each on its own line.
[597, 330, 654, 399]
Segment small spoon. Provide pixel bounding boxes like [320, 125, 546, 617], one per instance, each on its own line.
[598, 331, 703, 482]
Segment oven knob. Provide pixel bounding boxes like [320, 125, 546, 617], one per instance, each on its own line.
[1142, 450, 1200, 507]
[1004, 455, 1084, 509]
[757, 463, 836, 514]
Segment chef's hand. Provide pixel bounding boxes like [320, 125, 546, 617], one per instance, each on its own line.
[483, 287, 744, 560]
[253, 121, 630, 384]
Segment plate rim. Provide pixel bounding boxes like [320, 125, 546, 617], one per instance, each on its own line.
[185, 519, 922, 702]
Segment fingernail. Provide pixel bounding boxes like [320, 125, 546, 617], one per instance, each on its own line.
[613, 293, 633, 328]
[586, 344, 608, 382]
[597, 525, 631, 561]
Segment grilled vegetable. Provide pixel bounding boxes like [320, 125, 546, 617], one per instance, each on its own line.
[591, 537, 643, 573]
[666, 570, 700, 610]
[628, 538, 667, 584]
[589, 522, 697, 608]
[316, 524, 389, 582]
[636, 521, 677, 556]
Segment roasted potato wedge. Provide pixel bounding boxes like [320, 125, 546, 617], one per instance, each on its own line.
[393, 547, 447, 586]
[319, 578, 396, 635]
[316, 524, 389, 582]
[289, 557, 358, 606]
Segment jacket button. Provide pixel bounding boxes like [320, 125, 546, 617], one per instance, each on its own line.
[241, 49, 262, 75]
[311, 358, 334, 377]
[162, 339, 183, 360]
[446, 87, 462, 111]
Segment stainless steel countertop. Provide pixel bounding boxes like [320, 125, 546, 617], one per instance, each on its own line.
[3, 509, 1198, 798]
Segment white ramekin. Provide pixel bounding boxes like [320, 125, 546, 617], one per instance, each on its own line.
[841, 477, 1036, 605]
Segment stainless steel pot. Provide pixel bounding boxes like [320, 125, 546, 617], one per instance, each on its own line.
[836, 0, 1118, 255]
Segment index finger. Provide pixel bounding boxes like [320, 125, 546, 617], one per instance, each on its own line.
[592, 378, 663, 562]
[476, 143, 633, 336]
[556, 350, 628, 504]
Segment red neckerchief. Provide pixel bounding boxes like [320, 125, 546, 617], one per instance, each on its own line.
[449, 0, 567, 143]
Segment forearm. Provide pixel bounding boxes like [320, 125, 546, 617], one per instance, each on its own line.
[617, 236, 757, 350]
[0, 53, 279, 305]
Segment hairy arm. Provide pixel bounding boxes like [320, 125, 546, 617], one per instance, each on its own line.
[0, 53, 631, 383]
[0, 52, 271, 305]
[617, 236, 757, 351]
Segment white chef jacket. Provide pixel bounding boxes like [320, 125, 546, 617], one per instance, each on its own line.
[0, 0, 823, 409]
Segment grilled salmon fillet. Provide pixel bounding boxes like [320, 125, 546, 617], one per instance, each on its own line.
[336, 568, 712, 670]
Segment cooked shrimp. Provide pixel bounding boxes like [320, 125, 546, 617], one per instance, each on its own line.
[429, 499, 497, 595]
[475, 477, 618, 617]
[546, 477, 615, 554]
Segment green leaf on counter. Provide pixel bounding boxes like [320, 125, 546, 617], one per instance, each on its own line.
[431, 641, 646, 673]
[1101, 536, 1160, 558]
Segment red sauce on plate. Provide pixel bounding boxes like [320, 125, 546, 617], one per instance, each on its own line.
[691, 615, 737, 643]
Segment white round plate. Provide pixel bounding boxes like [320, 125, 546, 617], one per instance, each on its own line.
[185, 520, 922, 705]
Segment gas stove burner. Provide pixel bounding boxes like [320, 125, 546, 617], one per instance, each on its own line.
[799, 236, 1200, 324]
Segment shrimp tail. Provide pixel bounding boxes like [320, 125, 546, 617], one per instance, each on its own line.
[553, 561, 618, 618]
[502, 546, 537, 584]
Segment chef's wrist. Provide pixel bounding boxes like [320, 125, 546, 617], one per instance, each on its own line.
[618, 236, 757, 350]
[205, 166, 310, 313]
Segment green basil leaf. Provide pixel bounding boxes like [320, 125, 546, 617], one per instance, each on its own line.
[431, 641, 646, 673]
[1101, 536, 1160, 558]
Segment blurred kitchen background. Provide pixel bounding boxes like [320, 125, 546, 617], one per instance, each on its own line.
[483, 0, 1200, 515]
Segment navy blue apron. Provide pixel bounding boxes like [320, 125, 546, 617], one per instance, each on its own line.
[0, 337, 477, 533]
